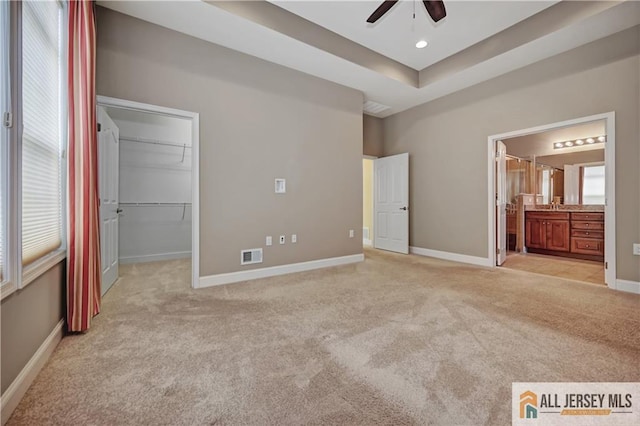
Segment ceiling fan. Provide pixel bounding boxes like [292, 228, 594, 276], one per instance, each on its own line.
[367, 0, 447, 24]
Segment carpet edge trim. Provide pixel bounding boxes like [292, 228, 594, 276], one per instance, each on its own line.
[1, 319, 64, 425]
[197, 253, 365, 288]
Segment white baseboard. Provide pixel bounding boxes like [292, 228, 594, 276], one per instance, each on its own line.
[1, 319, 64, 425]
[363, 238, 372, 247]
[615, 279, 640, 294]
[119, 251, 191, 265]
[410, 246, 493, 267]
[198, 253, 364, 288]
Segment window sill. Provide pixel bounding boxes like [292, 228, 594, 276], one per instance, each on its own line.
[22, 249, 66, 287]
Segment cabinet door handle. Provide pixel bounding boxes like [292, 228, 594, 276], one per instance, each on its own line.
[585, 232, 589, 235]
[585, 223, 589, 227]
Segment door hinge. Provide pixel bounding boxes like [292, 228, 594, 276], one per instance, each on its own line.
[605, 262, 608, 269]
[2, 112, 12, 128]
[496, 248, 501, 255]
[97, 122, 101, 132]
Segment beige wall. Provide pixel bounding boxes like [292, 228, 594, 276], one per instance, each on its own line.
[96, 8, 363, 276]
[383, 27, 640, 281]
[363, 115, 384, 157]
[1, 262, 65, 394]
[362, 159, 374, 241]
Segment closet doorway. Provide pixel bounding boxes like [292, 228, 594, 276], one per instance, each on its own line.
[96, 96, 199, 294]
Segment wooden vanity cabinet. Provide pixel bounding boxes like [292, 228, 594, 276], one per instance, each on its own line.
[525, 212, 570, 252]
[570, 212, 604, 258]
[525, 211, 604, 260]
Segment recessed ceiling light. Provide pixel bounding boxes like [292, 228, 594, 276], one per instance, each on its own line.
[415, 40, 428, 49]
[554, 142, 563, 148]
[575, 139, 584, 145]
[564, 141, 573, 147]
[598, 136, 606, 142]
[586, 138, 595, 144]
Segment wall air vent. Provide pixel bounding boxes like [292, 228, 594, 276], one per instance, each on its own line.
[363, 100, 391, 115]
[241, 248, 263, 265]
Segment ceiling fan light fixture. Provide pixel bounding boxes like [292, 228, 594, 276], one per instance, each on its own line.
[416, 40, 428, 49]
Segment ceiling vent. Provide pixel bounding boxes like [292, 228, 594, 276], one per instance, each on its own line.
[364, 100, 391, 115]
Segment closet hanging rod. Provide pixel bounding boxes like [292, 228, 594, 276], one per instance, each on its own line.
[120, 135, 192, 149]
[119, 202, 192, 207]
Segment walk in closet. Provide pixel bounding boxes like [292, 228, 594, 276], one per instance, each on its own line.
[104, 107, 193, 265]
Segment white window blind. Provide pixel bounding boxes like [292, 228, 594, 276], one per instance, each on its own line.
[21, 0, 63, 266]
[582, 165, 605, 205]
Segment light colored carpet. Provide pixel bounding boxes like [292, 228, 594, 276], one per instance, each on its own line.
[8, 249, 640, 425]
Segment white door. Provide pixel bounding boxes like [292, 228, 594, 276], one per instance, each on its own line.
[374, 153, 409, 254]
[496, 140, 507, 266]
[97, 106, 119, 295]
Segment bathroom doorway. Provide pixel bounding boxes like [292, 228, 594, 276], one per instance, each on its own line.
[488, 112, 615, 288]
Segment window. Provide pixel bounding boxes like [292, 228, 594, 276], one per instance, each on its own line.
[21, 0, 64, 267]
[0, 0, 9, 286]
[581, 165, 605, 205]
[0, 0, 66, 299]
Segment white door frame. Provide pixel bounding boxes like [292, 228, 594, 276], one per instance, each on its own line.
[487, 112, 616, 288]
[96, 95, 200, 289]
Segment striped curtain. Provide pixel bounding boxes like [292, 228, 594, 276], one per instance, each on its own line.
[67, 0, 101, 332]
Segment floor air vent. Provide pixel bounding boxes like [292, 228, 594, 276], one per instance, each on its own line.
[241, 248, 263, 265]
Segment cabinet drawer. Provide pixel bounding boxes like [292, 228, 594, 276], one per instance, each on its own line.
[571, 238, 604, 255]
[571, 221, 604, 230]
[526, 212, 570, 220]
[571, 212, 604, 222]
[571, 229, 604, 239]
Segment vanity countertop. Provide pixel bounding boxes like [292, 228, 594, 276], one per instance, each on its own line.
[525, 208, 604, 213]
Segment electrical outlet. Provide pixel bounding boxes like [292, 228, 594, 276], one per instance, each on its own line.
[349, 229, 354, 238]
[279, 235, 285, 245]
[266, 236, 272, 246]
[633, 243, 640, 256]
[291, 234, 297, 243]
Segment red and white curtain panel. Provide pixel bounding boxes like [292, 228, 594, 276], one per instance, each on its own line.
[67, 0, 101, 332]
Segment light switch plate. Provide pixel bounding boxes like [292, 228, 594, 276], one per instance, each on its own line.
[291, 234, 297, 243]
[279, 235, 285, 244]
[266, 236, 272, 246]
[349, 229, 354, 238]
[275, 178, 286, 194]
[633, 243, 640, 256]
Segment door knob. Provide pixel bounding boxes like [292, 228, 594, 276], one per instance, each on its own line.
[399, 207, 407, 211]
[116, 208, 123, 214]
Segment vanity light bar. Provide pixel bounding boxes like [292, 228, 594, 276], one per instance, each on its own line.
[553, 135, 606, 150]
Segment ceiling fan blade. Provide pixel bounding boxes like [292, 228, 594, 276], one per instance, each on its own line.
[366, 0, 399, 23]
[422, 0, 447, 22]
